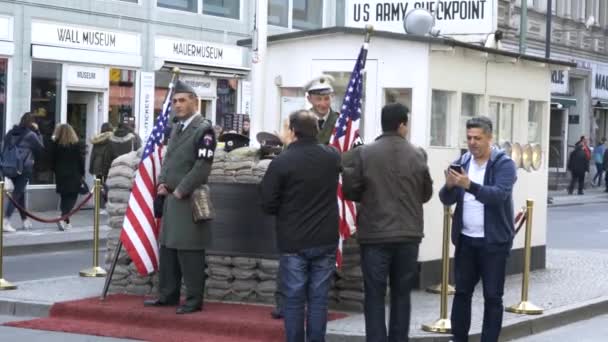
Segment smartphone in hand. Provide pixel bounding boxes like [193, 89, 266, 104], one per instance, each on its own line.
[449, 163, 463, 174]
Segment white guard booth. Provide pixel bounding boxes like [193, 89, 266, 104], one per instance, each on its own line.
[239, 27, 575, 286]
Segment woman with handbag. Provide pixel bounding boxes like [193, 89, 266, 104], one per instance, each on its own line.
[50, 124, 85, 231]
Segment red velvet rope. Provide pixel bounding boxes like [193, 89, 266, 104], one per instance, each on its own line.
[4, 190, 94, 223]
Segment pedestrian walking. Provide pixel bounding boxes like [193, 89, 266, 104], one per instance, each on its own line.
[260, 110, 341, 342]
[51, 124, 85, 231]
[143, 80, 216, 315]
[342, 103, 433, 342]
[89, 122, 113, 202]
[1, 112, 44, 232]
[567, 141, 589, 195]
[592, 138, 606, 187]
[439, 116, 517, 342]
[107, 121, 141, 165]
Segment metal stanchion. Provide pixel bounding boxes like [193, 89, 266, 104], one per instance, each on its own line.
[506, 199, 543, 315]
[0, 182, 16, 290]
[80, 178, 107, 278]
[422, 206, 452, 333]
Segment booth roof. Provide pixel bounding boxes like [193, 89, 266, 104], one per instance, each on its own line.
[237, 26, 577, 68]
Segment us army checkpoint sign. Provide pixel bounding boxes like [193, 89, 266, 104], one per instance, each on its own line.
[345, 0, 496, 36]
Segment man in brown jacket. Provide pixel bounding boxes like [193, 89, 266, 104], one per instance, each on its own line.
[343, 103, 433, 341]
[143, 80, 216, 314]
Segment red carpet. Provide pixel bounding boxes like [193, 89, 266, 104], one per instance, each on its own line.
[5, 295, 347, 341]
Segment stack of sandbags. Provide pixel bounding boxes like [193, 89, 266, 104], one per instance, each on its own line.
[209, 147, 260, 184]
[334, 236, 364, 311]
[255, 259, 280, 304]
[205, 255, 234, 301]
[253, 159, 272, 182]
[231, 257, 258, 301]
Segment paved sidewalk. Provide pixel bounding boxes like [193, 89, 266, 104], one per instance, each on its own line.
[548, 187, 608, 207]
[0, 249, 606, 341]
[2, 209, 110, 256]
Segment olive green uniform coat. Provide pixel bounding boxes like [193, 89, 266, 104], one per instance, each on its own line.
[159, 114, 214, 250]
[315, 110, 339, 145]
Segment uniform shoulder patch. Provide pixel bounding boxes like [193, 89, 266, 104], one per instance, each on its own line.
[196, 127, 217, 161]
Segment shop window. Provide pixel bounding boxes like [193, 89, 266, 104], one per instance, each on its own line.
[158, 0, 197, 12]
[204, 0, 240, 19]
[489, 100, 515, 145]
[460, 93, 484, 146]
[430, 90, 454, 147]
[30, 61, 62, 185]
[528, 101, 544, 144]
[293, 0, 323, 30]
[0, 59, 6, 144]
[109, 69, 136, 129]
[216, 78, 239, 131]
[268, 0, 289, 27]
[268, 0, 324, 29]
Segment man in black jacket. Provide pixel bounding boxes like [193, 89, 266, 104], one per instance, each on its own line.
[260, 110, 341, 342]
[343, 103, 433, 342]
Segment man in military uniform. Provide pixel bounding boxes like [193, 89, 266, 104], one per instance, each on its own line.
[304, 75, 340, 145]
[144, 80, 216, 315]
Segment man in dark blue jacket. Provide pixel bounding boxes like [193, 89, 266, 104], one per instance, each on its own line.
[260, 109, 341, 342]
[439, 116, 517, 342]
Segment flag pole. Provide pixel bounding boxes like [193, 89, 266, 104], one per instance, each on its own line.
[101, 67, 180, 301]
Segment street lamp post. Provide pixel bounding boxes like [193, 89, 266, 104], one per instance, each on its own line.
[545, 0, 552, 58]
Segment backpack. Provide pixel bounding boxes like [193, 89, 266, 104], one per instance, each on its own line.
[1, 133, 30, 178]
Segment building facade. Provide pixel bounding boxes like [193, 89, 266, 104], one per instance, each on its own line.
[497, 0, 608, 182]
[0, 0, 337, 210]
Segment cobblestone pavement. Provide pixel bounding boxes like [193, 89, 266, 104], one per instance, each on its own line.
[327, 249, 608, 339]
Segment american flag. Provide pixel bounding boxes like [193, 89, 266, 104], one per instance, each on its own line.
[330, 43, 368, 267]
[120, 81, 175, 275]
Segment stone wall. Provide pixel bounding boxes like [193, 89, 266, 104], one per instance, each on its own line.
[104, 147, 364, 311]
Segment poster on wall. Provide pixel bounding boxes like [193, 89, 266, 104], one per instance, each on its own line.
[345, 0, 496, 36]
[592, 63, 608, 100]
[240, 81, 252, 116]
[138, 72, 155, 141]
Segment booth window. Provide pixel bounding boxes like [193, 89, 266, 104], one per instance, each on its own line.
[293, 0, 323, 30]
[489, 100, 514, 145]
[204, 0, 240, 19]
[280, 87, 306, 124]
[109, 69, 136, 129]
[158, 0, 197, 12]
[268, 0, 323, 29]
[528, 101, 544, 145]
[30, 61, 62, 185]
[0, 59, 7, 144]
[430, 90, 453, 147]
[460, 93, 483, 146]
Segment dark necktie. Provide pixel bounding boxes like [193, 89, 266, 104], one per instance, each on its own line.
[177, 123, 185, 133]
[318, 119, 325, 129]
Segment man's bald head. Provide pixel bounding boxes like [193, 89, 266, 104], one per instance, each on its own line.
[289, 110, 319, 139]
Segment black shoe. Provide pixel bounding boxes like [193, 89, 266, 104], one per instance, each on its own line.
[176, 305, 202, 314]
[144, 298, 178, 307]
[578, 191, 584, 195]
[270, 307, 283, 319]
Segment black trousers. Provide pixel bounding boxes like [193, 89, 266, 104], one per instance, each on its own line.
[60, 192, 79, 223]
[568, 172, 585, 194]
[451, 235, 509, 342]
[360, 242, 419, 342]
[158, 246, 206, 308]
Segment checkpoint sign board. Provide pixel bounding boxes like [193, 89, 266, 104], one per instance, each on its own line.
[345, 0, 496, 36]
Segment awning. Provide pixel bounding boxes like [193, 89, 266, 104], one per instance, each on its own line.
[160, 61, 249, 78]
[551, 96, 577, 108]
[592, 99, 608, 108]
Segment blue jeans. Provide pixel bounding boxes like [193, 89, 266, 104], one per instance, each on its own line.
[451, 235, 510, 342]
[593, 163, 604, 186]
[360, 242, 419, 342]
[280, 244, 336, 342]
[4, 172, 30, 220]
